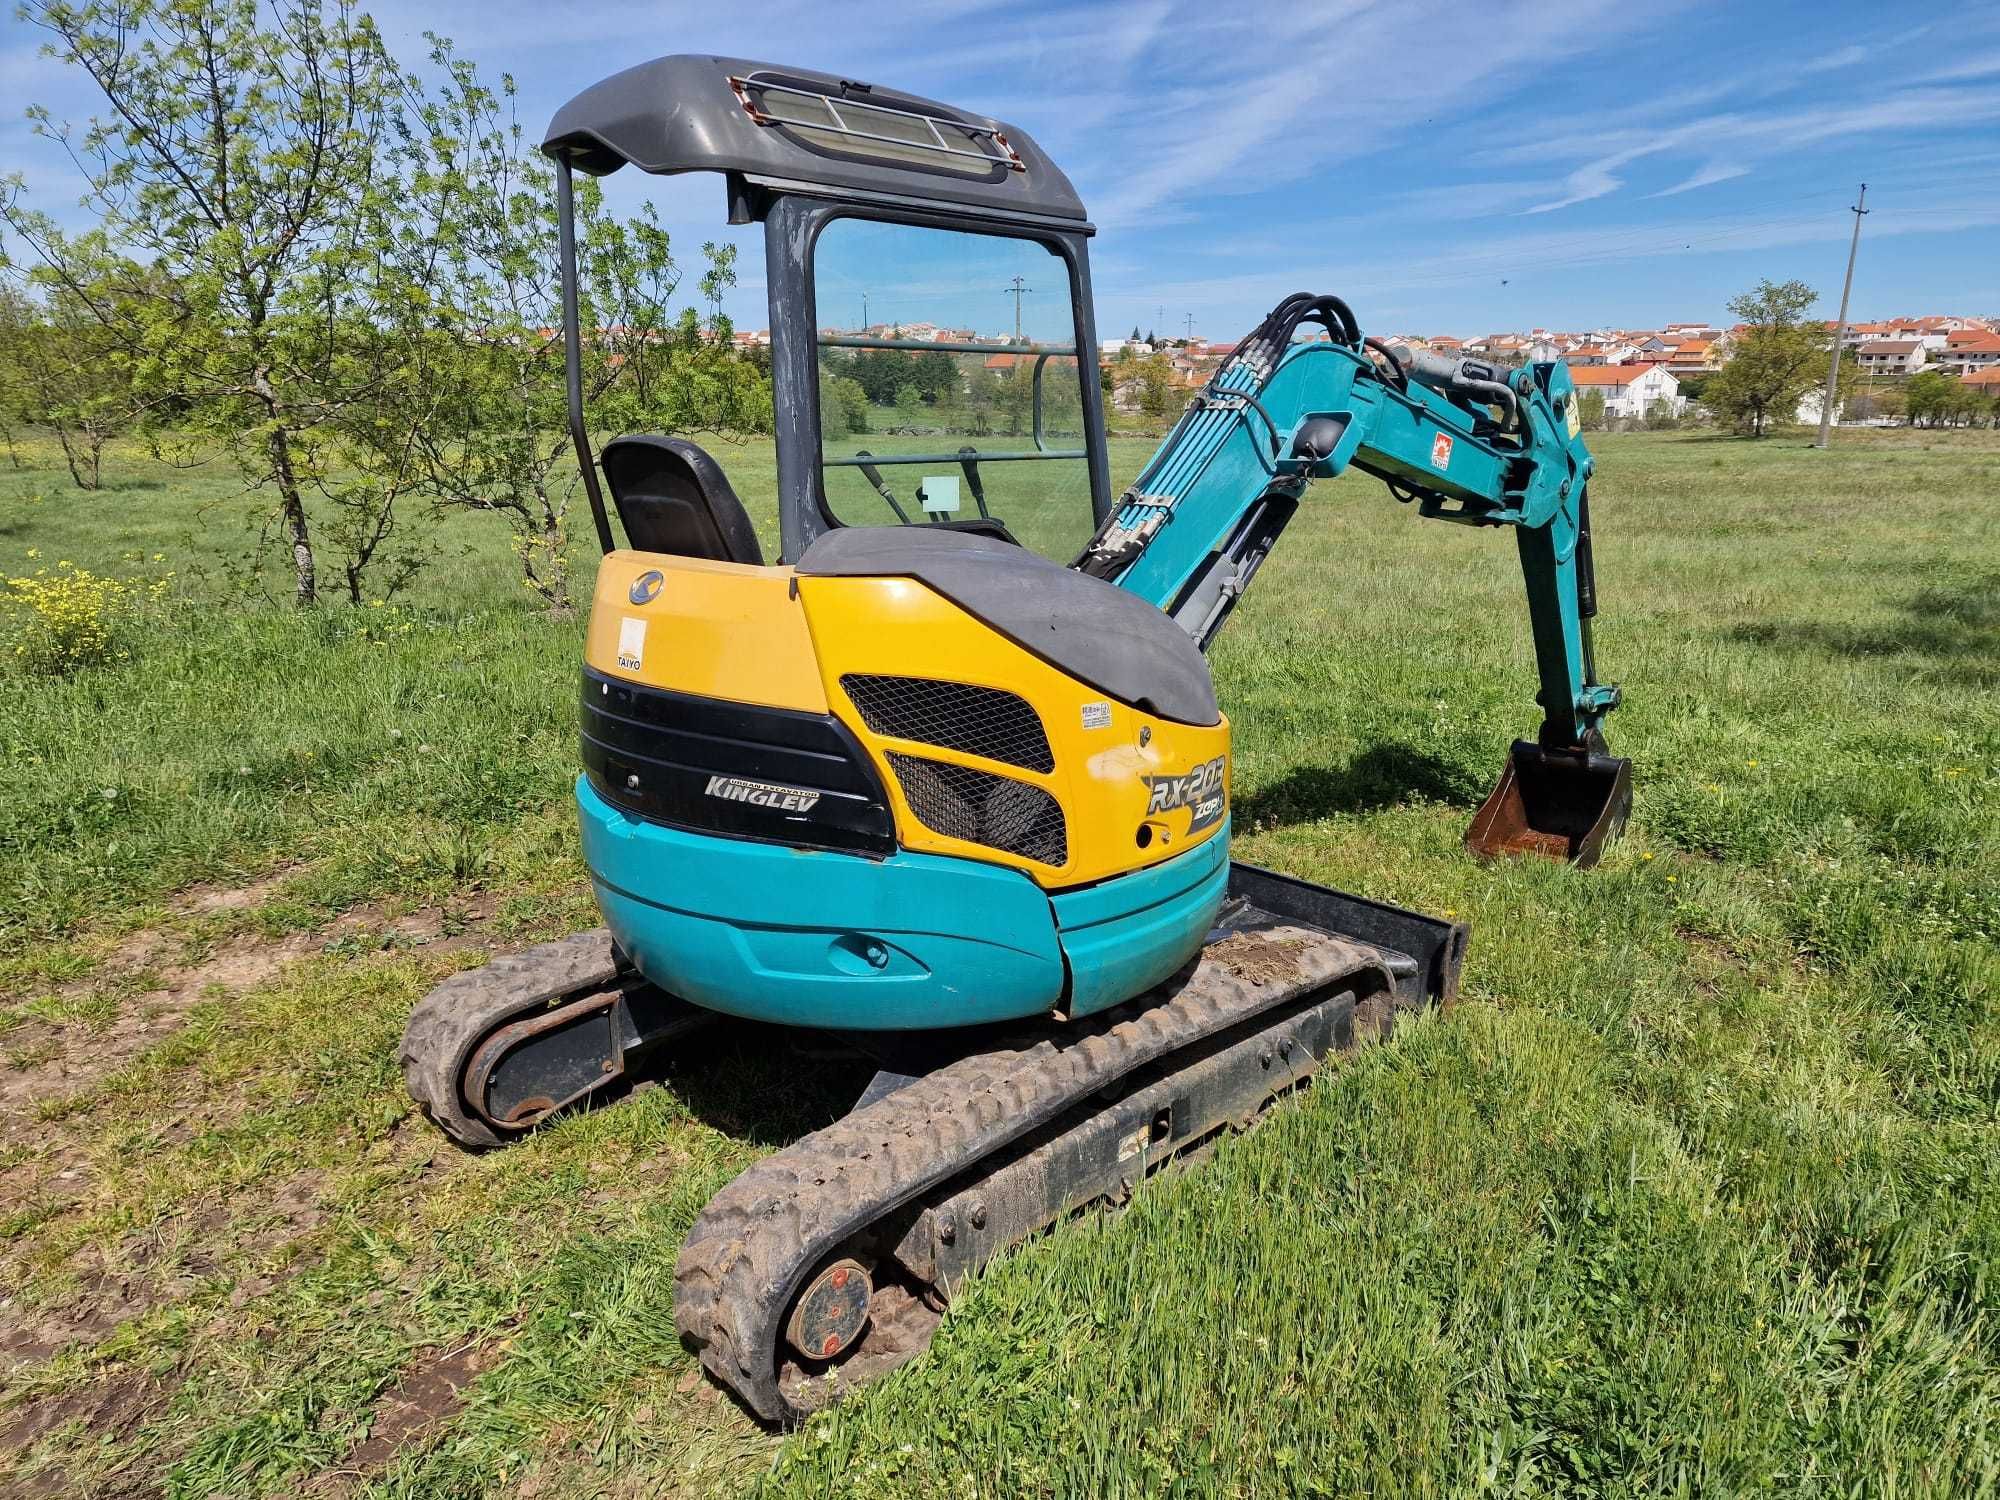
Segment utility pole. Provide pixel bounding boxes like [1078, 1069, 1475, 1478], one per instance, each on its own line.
[1816, 182, 1867, 450]
[862, 291, 869, 332]
[1183, 311, 1195, 341]
[1002, 276, 1033, 342]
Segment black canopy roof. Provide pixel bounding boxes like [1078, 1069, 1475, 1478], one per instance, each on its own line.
[542, 55, 1088, 227]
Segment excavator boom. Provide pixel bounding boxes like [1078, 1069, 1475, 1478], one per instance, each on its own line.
[1082, 292, 1629, 863]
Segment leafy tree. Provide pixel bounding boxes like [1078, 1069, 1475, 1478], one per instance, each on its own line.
[1904, 370, 1961, 428]
[375, 40, 679, 616]
[993, 362, 1036, 435]
[849, 348, 918, 405]
[1575, 389, 1608, 431]
[818, 371, 869, 436]
[4, 0, 427, 604]
[699, 240, 737, 331]
[914, 350, 957, 405]
[0, 285, 32, 469]
[1129, 325, 1141, 342]
[1704, 279, 1826, 437]
[1137, 352, 1178, 420]
[1851, 385, 1906, 424]
[2, 275, 139, 487]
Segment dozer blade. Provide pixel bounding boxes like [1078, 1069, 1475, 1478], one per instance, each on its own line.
[673, 863, 1467, 1424]
[1464, 737, 1633, 868]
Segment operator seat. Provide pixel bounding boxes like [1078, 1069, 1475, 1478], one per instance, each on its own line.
[601, 435, 763, 564]
[795, 526, 1218, 726]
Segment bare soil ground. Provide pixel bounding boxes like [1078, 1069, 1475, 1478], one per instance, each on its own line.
[0, 876, 512, 1495]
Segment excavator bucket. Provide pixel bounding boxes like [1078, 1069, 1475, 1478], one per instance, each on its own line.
[1465, 738, 1632, 868]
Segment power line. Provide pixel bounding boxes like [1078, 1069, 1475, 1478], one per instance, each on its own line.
[1817, 183, 1868, 451]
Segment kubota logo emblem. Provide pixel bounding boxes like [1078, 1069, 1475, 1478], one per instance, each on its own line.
[705, 775, 821, 813]
[1142, 755, 1227, 833]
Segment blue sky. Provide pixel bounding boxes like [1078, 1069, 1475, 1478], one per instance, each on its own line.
[6, 0, 1999, 341]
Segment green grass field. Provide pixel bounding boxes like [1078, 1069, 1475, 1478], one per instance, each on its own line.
[0, 427, 1995, 1497]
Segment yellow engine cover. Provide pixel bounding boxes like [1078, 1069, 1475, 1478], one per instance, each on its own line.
[584, 550, 1230, 891]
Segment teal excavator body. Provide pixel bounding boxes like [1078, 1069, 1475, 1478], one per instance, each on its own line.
[407, 54, 1638, 1423]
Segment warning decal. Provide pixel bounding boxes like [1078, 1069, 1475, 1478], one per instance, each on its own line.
[1430, 431, 1454, 471]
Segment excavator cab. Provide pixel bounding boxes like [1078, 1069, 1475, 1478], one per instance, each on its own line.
[545, 56, 1115, 571]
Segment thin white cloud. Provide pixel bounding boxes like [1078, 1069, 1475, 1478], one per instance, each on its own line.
[1513, 87, 2000, 214]
[1921, 49, 2000, 82]
[1089, 0, 1647, 228]
[1646, 161, 1750, 198]
[1103, 199, 2000, 311]
[1526, 150, 1657, 214]
[1801, 43, 1869, 74]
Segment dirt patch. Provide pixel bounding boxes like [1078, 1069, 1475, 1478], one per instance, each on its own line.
[0, 1365, 177, 1457]
[0, 893, 500, 1131]
[304, 1342, 500, 1495]
[1206, 931, 1311, 987]
[1676, 925, 1756, 973]
[0, 1303, 125, 1377]
[0, 929, 318, 1121]
[177, 866, 304, 915]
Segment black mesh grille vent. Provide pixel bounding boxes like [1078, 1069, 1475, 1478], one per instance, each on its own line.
[841, 674, 1054, 773]
[886, 752, 1068, 867]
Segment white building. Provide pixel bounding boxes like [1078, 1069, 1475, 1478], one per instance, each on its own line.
[1567, 362, 1684, 419]
[1854, 339, 1927, 375]
[1942, 331, 2000, 374]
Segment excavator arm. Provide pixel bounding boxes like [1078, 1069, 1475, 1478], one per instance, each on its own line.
[1078, 293, 1631, 864]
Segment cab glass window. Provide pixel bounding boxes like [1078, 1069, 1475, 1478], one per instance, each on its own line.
[811, 218, 1094, 561]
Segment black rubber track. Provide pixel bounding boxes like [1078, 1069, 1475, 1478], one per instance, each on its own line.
[673, 925, 1395, 1423]
[399, 928, 628, 1149]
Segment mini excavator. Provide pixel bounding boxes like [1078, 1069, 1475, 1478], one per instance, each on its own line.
[401, 56, 1632, 1423]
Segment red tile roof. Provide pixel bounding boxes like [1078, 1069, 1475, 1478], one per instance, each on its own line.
[1962, 367, 2000, 386]
[1566, 363, 1670, 386]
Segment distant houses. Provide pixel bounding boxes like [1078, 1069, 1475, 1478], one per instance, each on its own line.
[1854, 339, 1928, 376]
[771, 306, 2000, 424]
[1565, 363, 1687, 420]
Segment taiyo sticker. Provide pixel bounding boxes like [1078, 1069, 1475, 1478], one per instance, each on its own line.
[617, 616, 646, 670]
[1430, 431, 1454, 471]
[1081, 701, 1112, 729]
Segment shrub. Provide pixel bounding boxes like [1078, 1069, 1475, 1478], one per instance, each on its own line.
[2, 560, 146, 675]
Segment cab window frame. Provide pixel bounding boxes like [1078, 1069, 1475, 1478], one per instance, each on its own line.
[786, 200, 1110, 556]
